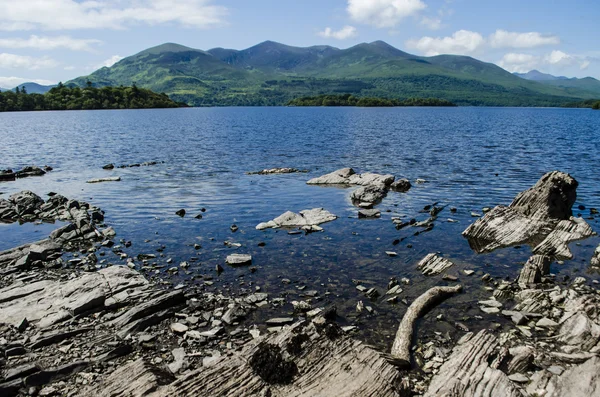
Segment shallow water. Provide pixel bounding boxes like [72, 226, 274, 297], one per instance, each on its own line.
[1, 107, 600, 348]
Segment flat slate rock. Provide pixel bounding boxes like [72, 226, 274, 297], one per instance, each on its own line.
[256, 208, 336, 230]
[425, 330, 522, 397]
[307, 167, 394, 186]
[82, 320, 403, 397]
[86, 177, 121, 183]
[463, 171, 587, 254]
[226, 254, 252, 266]
[0, 266, 148, 328]
[416, 253, 455, 276]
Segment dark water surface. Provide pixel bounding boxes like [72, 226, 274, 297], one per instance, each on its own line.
[2, 107, 600, 348]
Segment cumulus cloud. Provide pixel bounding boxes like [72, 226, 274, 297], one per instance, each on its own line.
[0, 53, 59, 69]
[581, 60, 590, 70]
[0, 0, 228, 31]
[318, 26, 357, 40]
[420, 16, 442, 30]
[347, 0, 426, 28]
[489, 30, 560, 49]
[0, 76, 56, 88]
[0, 35, 102, 51]
[98, 55, 124, 68]
[545, 50, 573, 65]
[407, 29, 562, 56]
[497, 53, 540, 73]
[498, 50, 589, 73]
[406, 30, 485, 56]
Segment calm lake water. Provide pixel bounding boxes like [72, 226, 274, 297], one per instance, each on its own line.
[2, 106, 600, 347]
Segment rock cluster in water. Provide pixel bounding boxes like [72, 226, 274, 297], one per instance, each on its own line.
[0, 166, 51, 182]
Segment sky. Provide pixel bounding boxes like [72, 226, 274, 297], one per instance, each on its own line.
[0, 0, 598, 88]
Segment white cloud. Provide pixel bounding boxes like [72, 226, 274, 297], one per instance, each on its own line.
[0, 76, 56, 88]
[420, 16, 442, 30]
[318, 26, 357, 40]
[407, 29, 562, 57]
[581, 60, 590, 70]
[498, 53, 540, 73]
[489, 30, 559, 49]
[545, 50, 573, 65]
[99, 55, 124, 68]
[0, 0, 228, 31]
[347, 0, 426, 28]
[498, 50, 589, 73]
[0, 35, 102, 51]
[406, 30, 485, 56]
[0, 53, 58, 69]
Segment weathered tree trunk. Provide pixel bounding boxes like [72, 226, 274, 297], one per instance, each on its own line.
[390, 284, 462, 368]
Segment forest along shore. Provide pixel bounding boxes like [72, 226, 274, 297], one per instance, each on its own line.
[1, 170, 600, 396]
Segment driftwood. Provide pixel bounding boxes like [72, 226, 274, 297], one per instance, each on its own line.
[391, 284, 462, 367]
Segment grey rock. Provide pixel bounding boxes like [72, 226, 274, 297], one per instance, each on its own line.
[256, 208, 337, 230]
[265, 317, 294, 326]
[86, 177, 121, 183]
[358, 209, 381, 218]
[226, 254, 252, 266]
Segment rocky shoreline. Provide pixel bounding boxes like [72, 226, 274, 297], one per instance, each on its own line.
[1, 170, 599, 396]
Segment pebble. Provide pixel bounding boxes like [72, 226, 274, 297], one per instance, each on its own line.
[463, 270, 475, 276]
[170, 323, 189, 334]
[508, 373, 529, 383]
[265, 317, 294, 326]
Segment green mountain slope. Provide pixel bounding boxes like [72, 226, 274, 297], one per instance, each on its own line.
[68, 41, 600, 106]
[515, 70, 600, 96]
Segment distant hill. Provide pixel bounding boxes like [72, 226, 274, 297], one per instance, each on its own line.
[68, 40, 600, 107]
[514, 70, 568, 81]
[515, 70, 600, 97]
[11, 82, 56, 94]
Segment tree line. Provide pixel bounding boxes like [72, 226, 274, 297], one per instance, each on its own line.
[287, 94, 456, 107]
[0, 83, 184, 112]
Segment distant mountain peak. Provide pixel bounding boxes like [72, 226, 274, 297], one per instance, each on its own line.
[514, 70, 570, 81]
[136, 42, 203, 56]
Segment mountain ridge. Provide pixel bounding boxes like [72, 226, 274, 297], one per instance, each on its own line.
[515, 70, 600, 96]
[67, 40, 600, 107]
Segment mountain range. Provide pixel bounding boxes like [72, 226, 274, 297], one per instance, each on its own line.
[61, 40, 600, 106]
[514, 70, 600, 97]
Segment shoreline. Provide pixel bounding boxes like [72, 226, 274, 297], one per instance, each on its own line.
[1, 169, 600, 395]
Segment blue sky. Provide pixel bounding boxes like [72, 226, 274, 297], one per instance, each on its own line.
[0, 0, 598, 88]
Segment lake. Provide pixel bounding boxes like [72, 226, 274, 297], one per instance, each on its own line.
[1, 106, 600, 347]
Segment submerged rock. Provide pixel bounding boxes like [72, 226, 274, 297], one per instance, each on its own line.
[86, 177, 121, 183]
[246, 168, 308, 175]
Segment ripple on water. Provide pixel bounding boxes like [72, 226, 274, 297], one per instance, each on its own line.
[1, 107, 600, 347]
